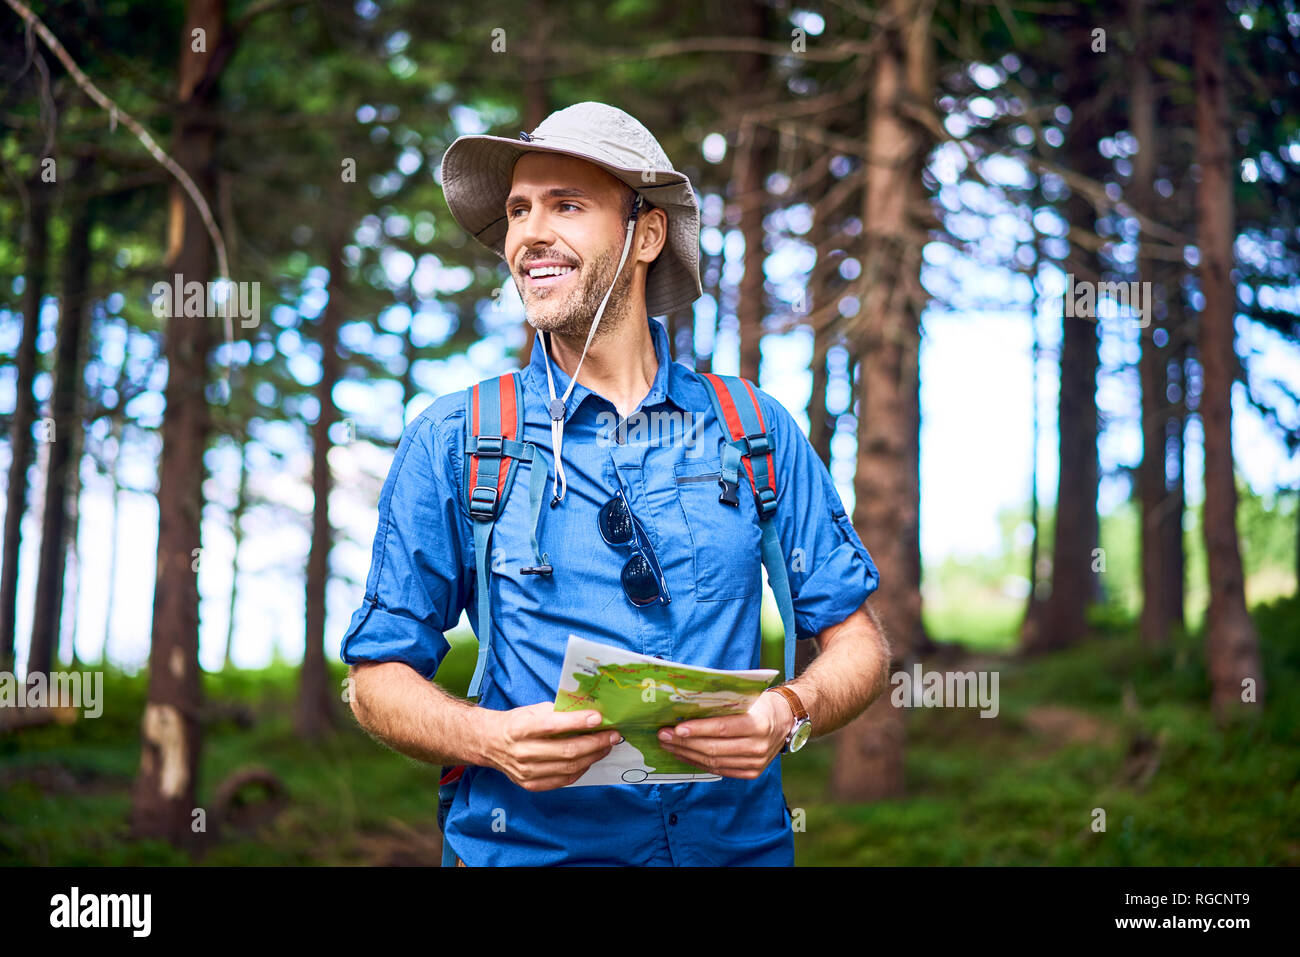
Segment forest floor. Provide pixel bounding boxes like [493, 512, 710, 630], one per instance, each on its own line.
[2, 595, 1297, 866]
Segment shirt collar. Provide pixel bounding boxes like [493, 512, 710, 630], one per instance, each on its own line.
[523, 314, 701, 422]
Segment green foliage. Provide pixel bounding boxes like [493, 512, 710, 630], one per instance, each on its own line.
[4, 592, 1298, 865]
[785, 601, 1298, 866]
[922, 482, 1299, 651]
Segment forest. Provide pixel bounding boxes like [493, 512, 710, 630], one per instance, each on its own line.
[0, 0, 1297, 866]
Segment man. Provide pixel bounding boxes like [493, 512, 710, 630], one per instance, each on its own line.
[341, 101, 890, 866]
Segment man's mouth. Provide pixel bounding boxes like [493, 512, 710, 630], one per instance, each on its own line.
[524, 264, 577, 290]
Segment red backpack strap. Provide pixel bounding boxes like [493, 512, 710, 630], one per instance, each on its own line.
[464, 373, 527, 522]
[698, 373, 797, 683]
[699, 372, 777, 519]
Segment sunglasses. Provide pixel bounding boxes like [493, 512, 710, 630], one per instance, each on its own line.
[598, 489, 671, 607]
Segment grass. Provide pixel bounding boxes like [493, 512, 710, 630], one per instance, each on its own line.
[2, 595, 1297, 865]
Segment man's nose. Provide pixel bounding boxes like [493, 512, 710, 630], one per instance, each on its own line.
[515, 206, 557, 253]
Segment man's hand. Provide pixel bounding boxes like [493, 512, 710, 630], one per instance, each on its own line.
[481, 703, 623, 792]
[656, 690, 795, 779]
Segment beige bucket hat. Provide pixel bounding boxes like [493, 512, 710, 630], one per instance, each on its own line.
[439, 101, 703, 317]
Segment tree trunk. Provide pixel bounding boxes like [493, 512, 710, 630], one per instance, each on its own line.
[131, 0, 225, 845]
[1024, 16, 1103, 654]
[806, 325, 833, 467]
[31, 191, 93, 675]
[100, 410, 125, 666]
[735, 2, 770, 383]
[1192, 0, 1263, 722]
[1, 178, 51, 674]
[696, 246, 717, 375]
[1162, 323, 1187, 632]
[831, 0, 930, 802]
[518, 12, 551, 366]
[60, 408, 86, 669]
[1020, 262, 1044, 646]
[1131, 0, 1172, 646]
[297, 228, 345, 738]
[221, 440, 247, 670]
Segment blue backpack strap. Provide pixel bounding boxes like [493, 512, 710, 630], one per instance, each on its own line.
[442, 371, 553, 864]
[437, 764, 464, 866]
[699, 373, 798, 683]
[462, 372, 536, 700]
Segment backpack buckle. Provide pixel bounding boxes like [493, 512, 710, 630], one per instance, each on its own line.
[718, 475, 740, 506]
[469, 485, 498, 520]
[755, 486, 777, 520]
[474, 434, 504, 457]
[745, 433, 771, 458]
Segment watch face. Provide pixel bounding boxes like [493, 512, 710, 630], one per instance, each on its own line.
[789, 720, 812, 753]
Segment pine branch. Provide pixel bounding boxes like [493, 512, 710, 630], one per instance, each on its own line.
[3, 0, 235, 379]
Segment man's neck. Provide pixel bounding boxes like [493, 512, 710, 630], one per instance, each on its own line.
[544, 311, 658, 421]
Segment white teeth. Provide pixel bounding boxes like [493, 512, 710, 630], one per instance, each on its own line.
[528, 265, 575, 278]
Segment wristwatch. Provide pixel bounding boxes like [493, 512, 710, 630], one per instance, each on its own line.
[766, 686, 812, 754]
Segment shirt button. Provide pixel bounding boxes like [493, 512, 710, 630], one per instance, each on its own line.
[669, 813, 678, 826]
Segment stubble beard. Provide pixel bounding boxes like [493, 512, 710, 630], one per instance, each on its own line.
[520, 240, 637, 345]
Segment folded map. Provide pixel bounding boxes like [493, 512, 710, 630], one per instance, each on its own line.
[552, 635, 778, 786]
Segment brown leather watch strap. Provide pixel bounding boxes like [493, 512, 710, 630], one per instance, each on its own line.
[768, 685, 808, 723]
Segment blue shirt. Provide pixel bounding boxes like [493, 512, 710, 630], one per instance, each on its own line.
[340, 314, 880, 866]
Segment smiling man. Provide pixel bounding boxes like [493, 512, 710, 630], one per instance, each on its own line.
[340, 101, 890, 866]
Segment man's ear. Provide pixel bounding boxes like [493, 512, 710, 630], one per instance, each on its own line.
[636, 207, 669, 266]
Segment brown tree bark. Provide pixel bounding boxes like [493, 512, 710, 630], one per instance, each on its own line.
[806, 325, 833, 468]
[831, 0, 930, 802]
[1, 177, 51, 674]
[517, 11, 551, 367]
[30, 188, 93, 675]
[297, 228, 345, 738]
[1024, 16, 1103, 654]
[805, 192, 837, 469]
[131, 0, 225, 845]
[1192, 0, 1264, 722]
[735, 0, 773, 385]
[1131, 0, 1173, 647]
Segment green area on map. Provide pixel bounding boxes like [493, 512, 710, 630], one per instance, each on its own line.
[555, 660, 776, 774]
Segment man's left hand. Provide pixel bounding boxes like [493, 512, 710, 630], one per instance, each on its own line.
[657, 690, 794, 779]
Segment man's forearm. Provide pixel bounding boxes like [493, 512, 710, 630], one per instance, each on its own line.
[349, 661, 492, 767]
[785, 601, 891, 738]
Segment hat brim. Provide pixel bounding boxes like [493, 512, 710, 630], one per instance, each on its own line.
[440, 135, 702, 318]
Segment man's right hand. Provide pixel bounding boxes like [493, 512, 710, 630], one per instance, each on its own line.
[479, 703, 621, 792]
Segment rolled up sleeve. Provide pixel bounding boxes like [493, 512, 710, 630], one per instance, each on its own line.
[340, 404, 471, 679]
[759, 392, 880, 639]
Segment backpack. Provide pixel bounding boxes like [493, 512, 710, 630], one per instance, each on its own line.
[435, 369, 796, 867]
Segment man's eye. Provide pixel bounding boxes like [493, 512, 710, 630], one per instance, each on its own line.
[508, 201, 578, 218]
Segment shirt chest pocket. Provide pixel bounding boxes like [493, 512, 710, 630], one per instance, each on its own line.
[673, 457, 762, 601]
